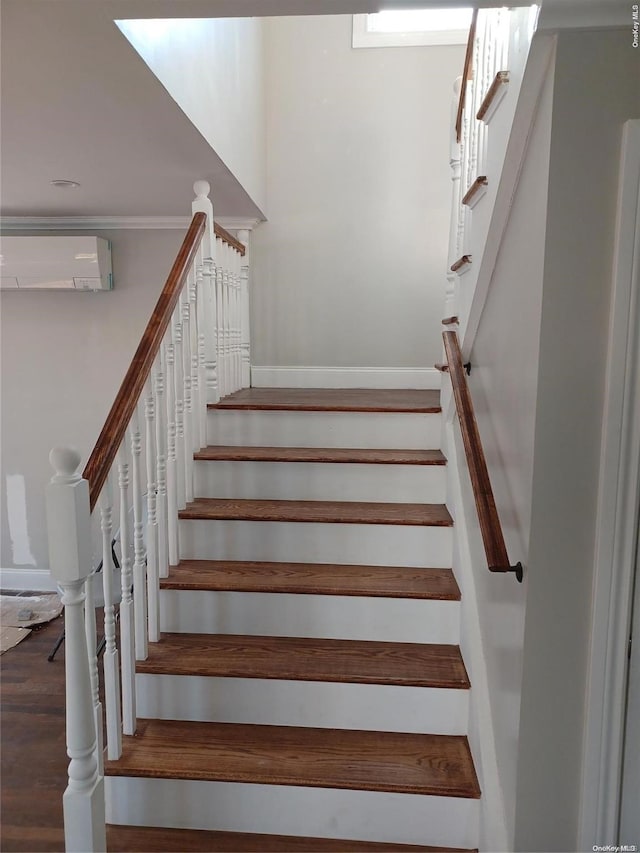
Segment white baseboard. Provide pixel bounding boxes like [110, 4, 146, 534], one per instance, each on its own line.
[250, 366, 441, 390]
[0, 568, 58, 592]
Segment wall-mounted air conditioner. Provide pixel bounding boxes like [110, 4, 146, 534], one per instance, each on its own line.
[0, 236, 113, 291]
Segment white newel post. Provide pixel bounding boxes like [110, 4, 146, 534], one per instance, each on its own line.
[238, 229, 251, 388]
[46, 448, 106, 853]
[192, 180, 219, 405]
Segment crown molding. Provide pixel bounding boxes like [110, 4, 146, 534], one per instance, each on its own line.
[215, 217, 263, 232]
[0, 215, 265, 233]
[0, 216, 192, 231]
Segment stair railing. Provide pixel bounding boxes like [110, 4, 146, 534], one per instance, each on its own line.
[441, 330, 522, 582]
[446, 7, 512, 324]
[45, 181, 248, 853]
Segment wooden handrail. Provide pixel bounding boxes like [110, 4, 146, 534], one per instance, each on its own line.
[442, 331, 523, 581]
[214, 222, 245, 257]
[83, 212, 207, 511]
[455, 8, 478, 144]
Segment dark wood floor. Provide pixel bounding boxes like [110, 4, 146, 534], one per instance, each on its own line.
[1, 614, 68, 852]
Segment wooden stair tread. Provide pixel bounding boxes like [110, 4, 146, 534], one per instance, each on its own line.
[209, 388, 441, 413]
[195, 446, 447, 465]
[162, 561, 461, 600]
[138, 634, 470, 689]
[106, 825, 477, 852]
[105, 719, 481, 798]
[179, 498, 453, 527]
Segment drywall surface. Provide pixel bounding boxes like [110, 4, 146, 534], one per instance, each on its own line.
[1, 1, 262, 220]
[450, 54, 554, 850]
[117, 17, 266, 214]
[0, 230, 185, 578]
[515, 29, 640, 853]
[251, 14, 464, 368]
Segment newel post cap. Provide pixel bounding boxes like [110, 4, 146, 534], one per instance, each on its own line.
[46, 447, 92, 585]
[192, 178, 215, 260]
[193, 179, 211, 199]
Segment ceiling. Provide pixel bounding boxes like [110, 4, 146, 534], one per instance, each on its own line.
[0, 0, 268, 218]
[3, 0, 622, 219]
[1, 0, 398, 219]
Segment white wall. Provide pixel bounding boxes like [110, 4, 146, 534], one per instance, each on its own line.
[447, 52, 555, 850]
[117, 17, 266, 214]
[0, 229, 186, 581]
[514, 29, 640, 852]
[251, 14, 464, 369]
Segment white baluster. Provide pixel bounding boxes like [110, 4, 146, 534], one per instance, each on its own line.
[116, 443, 136, 735]
[189, 267, 202, 453]
[467, 14, 482, 191]
[228, 244, 235, 393]
[165, 338, 179, 567]
[238, 230, 251, 389]
[458, 78, 470, 257]
[154, 353, 169, 580]
[144, 380, 160, 644]
[173, 307, 187, 509]
[46, 448, 106, 853]
[500, 9, 511, 72]
[478, 11, 492, 176]
[218, 240, 224, 398]
[194, 242, 209, 443]
[234, 249, 242, 391]
[447, 77, 463, 321]
[99, 473, 122, 760]
[182, 288, 195, 503]
[226, 244, 234, 393]
[172, 316, 186, 507]
[192, 180, 219, 405]
[84, 570, 103, 776]
[129, 408, 147, 661]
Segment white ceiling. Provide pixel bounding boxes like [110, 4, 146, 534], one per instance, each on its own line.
[0, 0, 268, 218]
[3, 0, 621, 219]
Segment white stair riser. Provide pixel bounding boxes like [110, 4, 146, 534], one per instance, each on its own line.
[136, 673, 469, 735]
[179, 519, 452, 567]
[159, 590, 460, 643]
[207, 410, 440, 449]
[193, 460, 446, 503]
[105, 777, 479, 849]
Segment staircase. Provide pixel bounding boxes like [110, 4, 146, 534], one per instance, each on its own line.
[103, 387, 480, 851]
[45, 10, 539, 842]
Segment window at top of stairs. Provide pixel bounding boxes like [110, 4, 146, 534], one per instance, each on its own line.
[352, 9, 473, 48]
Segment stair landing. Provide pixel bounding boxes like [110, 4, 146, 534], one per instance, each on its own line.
[209, 388, 441, 412]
